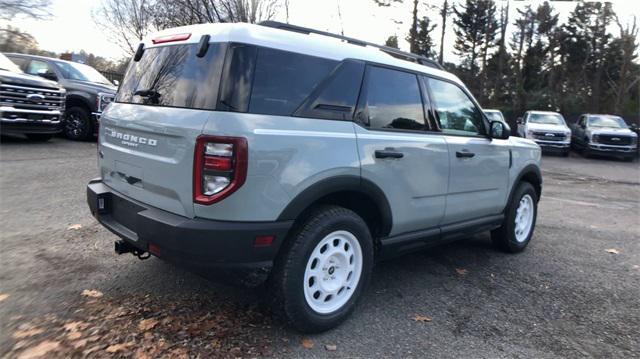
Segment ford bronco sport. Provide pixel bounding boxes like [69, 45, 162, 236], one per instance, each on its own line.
[87, 22, 542, 332]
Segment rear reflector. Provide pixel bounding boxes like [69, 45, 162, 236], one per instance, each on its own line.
[152, 33, 192, 44]
[204, 156, 232, 171]
[148, 244, 161, 256]
[254, 235, 274, 247]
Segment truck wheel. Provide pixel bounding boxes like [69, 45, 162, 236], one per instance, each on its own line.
[270, 205, 373, 333]
[63, 107, 93, 141]
[25, 134, 53, 142]
[491, 182, 538, 253]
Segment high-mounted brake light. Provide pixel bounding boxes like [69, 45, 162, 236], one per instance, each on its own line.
[193, 135, 248, 205]
[152, 33, 192, 44]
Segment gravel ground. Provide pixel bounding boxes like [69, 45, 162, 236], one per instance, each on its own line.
[1, 136, 638, 358]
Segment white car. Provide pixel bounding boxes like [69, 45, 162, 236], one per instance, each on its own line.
[517, 111, 571, 156]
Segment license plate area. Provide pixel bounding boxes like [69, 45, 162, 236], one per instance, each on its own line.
[110, 195, 144, 234]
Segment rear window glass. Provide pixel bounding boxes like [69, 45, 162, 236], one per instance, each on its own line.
[116, 43, 225, 110]
[249, 47, 337, 116]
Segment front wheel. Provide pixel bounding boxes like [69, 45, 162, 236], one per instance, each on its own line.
[492, 182, 538, 253]
[63, 107, 93, 141]
[269, 206, 373, 333]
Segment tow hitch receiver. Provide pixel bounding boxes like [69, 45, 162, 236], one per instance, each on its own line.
[114, 240, 150, 260]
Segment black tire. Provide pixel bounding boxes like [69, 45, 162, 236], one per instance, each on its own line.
[25, 134, 53, 142]
[491, 182, 538, 253]
[269, 205, 374, 333]
[63, 107, 93, 141]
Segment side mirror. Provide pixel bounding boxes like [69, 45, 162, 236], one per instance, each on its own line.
[516, 117, 523, 125]
[113, 79, 120, 86]
[580, 123, 586, 129]
[490, 121, 510, 140]
[630, 123, 638, 131]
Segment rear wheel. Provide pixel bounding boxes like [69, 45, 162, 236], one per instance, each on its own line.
[269, 206, 373, 333]
[63, 107, 93, 141]
[492, 182, 538, 253]
[25, 134, 53, 142]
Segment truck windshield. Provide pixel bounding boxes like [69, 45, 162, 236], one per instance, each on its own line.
[528, 113, 565, 125]
[588, 115, 627, 129]
[116, 43, 225, 110]
[53, 61, 112, 85]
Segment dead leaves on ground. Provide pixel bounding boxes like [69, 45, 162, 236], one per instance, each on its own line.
[80, 289, 103, 298]
[0, 293, 9, 302]
[412, 314, 432, 322]
[66, 224, 82, 230]
[605, 248, 620, 254]
[7, 292, 275, 358]
[301, 338, 314, 349]
[455, 268, 468, 276]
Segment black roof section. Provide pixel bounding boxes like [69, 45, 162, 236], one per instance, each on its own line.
[258, 21, 444, 71]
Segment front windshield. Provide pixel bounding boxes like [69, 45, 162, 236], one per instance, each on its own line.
[52, 61, 112, 85]
[485, 111, 504, 122]
[0, 54, 22, 73]
[588, 115, 628, 129]
[528, 113, 565, 125]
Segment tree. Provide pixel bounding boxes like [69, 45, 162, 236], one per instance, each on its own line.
[94, 0, 156, 55]
[438, 0, 451, 64]
[0, 0, 52, 21]
[413, 17, 436, 57]
[385, 35, 399, 49]
[607, 15, 639, 114]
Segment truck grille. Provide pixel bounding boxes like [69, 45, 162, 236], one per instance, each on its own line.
[1, 82, 65, 112]
[532, 131, 566, 141]
[596, 135, 632, 146]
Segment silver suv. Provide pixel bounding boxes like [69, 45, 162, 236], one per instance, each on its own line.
[87, 22, 542, 332]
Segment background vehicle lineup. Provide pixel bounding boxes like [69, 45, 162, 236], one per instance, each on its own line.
[5, 53, 117, 140]
[570, 114, 638, 160]
[0, 53, 66, 141]
[85, 22, 543, 332]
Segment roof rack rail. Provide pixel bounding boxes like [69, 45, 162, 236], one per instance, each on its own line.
[258, 21, 444, 70]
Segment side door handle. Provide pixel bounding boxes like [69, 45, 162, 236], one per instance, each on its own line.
[456, 150, 475, 158]
[375, 149, 404, 159]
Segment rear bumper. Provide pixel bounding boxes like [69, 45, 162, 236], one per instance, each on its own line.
[87, 179, 293, 270]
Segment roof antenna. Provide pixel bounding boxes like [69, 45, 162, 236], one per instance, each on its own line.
[197, 35, 211, 57]
[133, 43, 145, 62]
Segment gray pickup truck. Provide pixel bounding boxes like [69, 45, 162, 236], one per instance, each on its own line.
[6, 53, 116, 140]
[570, 114, 638, 160]
[87, 22, 543, 332]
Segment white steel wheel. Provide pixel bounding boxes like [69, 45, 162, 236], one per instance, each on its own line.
[514, 194, 534, 243]
[303, 230, 363, 314]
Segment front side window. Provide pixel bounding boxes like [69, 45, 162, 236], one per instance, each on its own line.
[428, 78, 484, 136]
[528, 113, 566, 125]
[116, 43, 226, 110]
[360, 66, 426, 131]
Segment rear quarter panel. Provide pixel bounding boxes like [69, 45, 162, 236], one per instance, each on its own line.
[195, 113, 359, 221]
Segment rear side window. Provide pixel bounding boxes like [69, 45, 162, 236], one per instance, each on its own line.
[359, 66, 426, 131]
[116, 43, 226, 110]
[249, 47, 337, 116]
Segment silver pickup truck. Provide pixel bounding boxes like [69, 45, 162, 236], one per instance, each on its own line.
[570, 114, 638, 160]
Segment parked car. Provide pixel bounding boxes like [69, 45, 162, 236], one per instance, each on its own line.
[86, 22, 542, 332]
[6, 53, 116, 140]
[0, 53, 66, 141]
[517, 110, 571, 156]
[570, 114, 638, 160]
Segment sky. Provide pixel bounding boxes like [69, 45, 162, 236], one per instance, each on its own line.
[4, 0, 640, 63]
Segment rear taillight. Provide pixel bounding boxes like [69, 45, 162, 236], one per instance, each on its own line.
[193, 135, 248, 205]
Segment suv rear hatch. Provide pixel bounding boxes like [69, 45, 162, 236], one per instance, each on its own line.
[99, 40, 227, 218]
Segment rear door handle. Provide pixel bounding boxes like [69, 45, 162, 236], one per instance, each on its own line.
[375, 149, 404, 159]
[456, 150, 475, 158]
